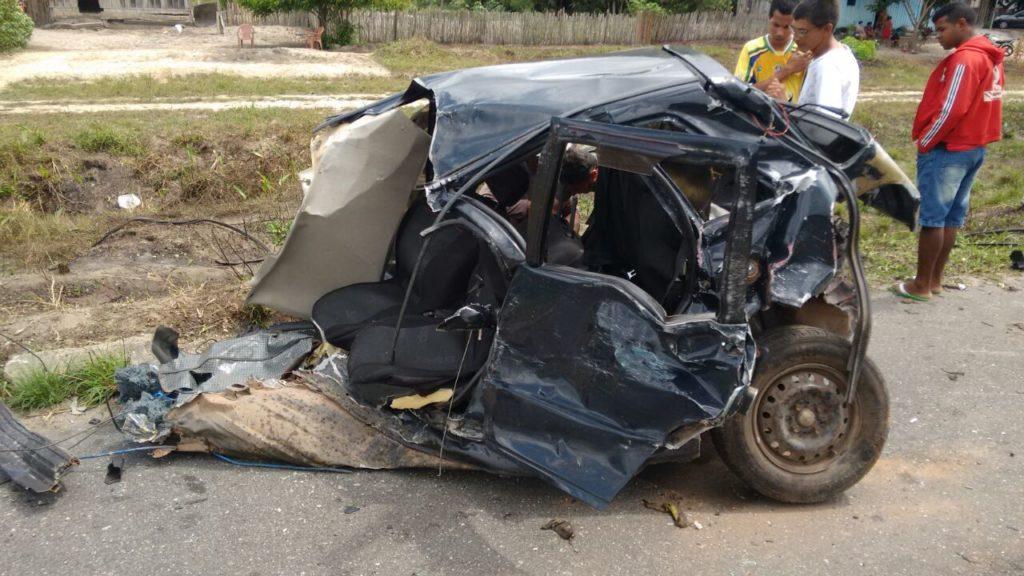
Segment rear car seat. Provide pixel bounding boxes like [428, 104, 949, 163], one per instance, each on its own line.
[345, 238, 507, 407]
[311, 197, 479, 348]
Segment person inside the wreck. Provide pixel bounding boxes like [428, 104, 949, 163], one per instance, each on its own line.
[477, 146, 596, 229]
[475, 146, 598, 266]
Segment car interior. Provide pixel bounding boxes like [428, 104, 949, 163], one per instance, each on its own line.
[309, 140, 720, 409]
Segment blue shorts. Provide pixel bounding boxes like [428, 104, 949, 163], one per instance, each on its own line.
[916, 146, 986, 229]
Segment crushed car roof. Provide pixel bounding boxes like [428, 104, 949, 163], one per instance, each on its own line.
[318, 46, 724, 179]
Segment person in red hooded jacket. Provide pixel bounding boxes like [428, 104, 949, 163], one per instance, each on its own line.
[895, 2, 1004, 301]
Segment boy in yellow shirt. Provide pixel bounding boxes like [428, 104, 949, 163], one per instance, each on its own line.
[735, 0, 811, 103]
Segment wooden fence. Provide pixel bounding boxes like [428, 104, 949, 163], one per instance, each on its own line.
[221, 3, 768, 45]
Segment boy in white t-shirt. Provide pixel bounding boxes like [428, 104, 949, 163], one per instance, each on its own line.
[792, 0, 860, 117]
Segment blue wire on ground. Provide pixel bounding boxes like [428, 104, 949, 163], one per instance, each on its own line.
[211, 452, 352, 473]
[77, 446, 166, 459]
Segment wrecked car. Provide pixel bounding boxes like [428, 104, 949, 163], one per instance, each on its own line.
[14, 46, 919, 508]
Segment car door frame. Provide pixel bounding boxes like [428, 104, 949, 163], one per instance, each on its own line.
[525, 117, 759, 325]
[471, 118, 762, 508]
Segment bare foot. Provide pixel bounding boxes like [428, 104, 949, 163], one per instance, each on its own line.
[905, 279, 932, 299]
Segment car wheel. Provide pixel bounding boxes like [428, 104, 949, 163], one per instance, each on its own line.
[998, 21, 1009, 28]
[711, 326, 889, 503]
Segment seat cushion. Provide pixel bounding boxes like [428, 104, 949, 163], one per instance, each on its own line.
[347, 314, 492, 406]
[311, 281, 406, 349]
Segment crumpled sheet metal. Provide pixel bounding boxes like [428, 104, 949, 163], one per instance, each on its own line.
[119, 392, 175, 443]
[319, 48, 700, 182]
[157, 331, 313, 403]
[474, 264, 754, 509]
[850, 141, 920, 231]
[700, 165, 840, 310]
[165, 380, 464, 470]
[0, 401, 76, 493]
[246, 109, 430, 318]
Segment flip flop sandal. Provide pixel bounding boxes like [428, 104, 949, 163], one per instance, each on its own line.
[891, 281, 930, 302]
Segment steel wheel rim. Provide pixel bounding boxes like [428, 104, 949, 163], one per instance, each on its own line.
[750, 364, 860, 474]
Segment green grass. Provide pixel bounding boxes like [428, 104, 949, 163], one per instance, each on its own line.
[1, 352, 128, 411]
[72, 123, 143, 156]
[0, 74, 406, 102]
[266, 219, 292, 246]
[853, 101, 1024, 282]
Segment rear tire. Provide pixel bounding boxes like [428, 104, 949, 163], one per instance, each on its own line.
[998, 21, 1009, 28]
[712, 326, 888, 503]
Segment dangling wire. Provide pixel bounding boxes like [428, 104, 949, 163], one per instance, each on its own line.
[750, 102, 792, 139]
[438, 330, 474, 477]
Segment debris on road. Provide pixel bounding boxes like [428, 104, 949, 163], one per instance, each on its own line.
[643, 499, 701, 529]
[0, 402, 77, 493]
[941, 369, 965, 381]
[105, 456, 125, 485]
[1012, 250, 1023, 271]
[541, 518, 575, 540]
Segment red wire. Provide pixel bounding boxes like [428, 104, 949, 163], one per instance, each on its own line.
[751, 103, 791, 138]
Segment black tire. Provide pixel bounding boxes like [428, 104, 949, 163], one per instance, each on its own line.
[998, 21, 1009, 29]
[1005, 45, 1015, 58]
[712, 326, 889, 503]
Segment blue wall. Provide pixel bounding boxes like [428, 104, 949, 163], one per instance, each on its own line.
[838, 0, 925, 29]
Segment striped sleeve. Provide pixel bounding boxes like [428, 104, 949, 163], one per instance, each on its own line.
[917, 60, 978, 152]
[735, 44, 752, 82]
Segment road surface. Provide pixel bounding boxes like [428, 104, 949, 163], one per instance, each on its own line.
[2, 280, 1023, 576]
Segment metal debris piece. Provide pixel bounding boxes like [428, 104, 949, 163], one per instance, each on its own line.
[343, 506, 360, 514]
[541, 518, 574, 540]
[0, 401, 77, 493]
[156, 330, 313, 402]
[115, 364, 161, 402]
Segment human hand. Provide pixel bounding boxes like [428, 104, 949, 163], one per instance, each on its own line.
[507, 198, 531, 220]
[765, 78, 787, 101]
[784, 50, 812, 75]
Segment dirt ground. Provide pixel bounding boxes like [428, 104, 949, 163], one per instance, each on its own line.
[0, 25, 388, 89]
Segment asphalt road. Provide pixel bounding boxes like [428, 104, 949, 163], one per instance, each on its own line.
[3, 280, 1023, 576]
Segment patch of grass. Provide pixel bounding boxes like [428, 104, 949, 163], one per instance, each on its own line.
[73, 123, 143, 156]
[266, 219, 292, 246]
[241, 304, 275, 329]
[0, 201, 94, 267]
[4, 352, 128, 411]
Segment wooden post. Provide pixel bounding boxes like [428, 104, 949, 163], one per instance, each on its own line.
[392, 10, 398, 41]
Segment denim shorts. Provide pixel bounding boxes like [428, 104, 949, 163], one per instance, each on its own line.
[916, 146, 986, 228]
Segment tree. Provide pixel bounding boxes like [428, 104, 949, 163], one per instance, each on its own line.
[238, 0, 410, 44]
[0, 0, 33, 52]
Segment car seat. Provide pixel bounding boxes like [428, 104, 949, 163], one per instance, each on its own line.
[310, 197, 480, 348]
